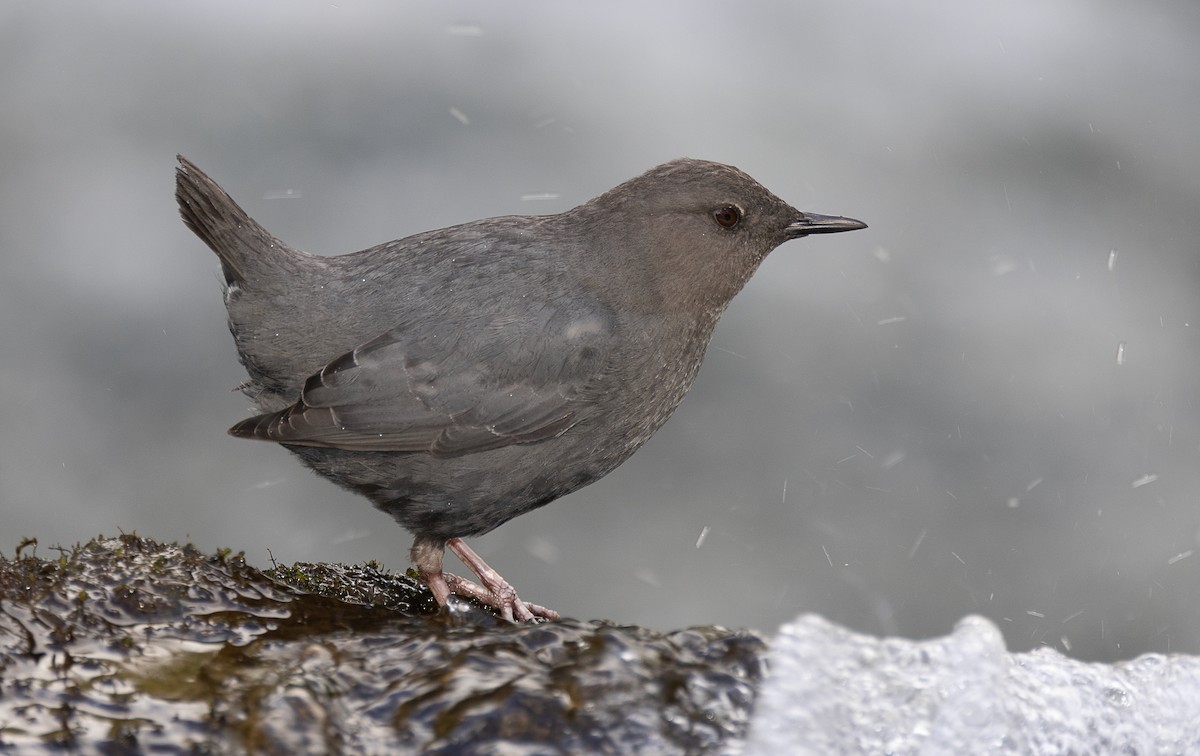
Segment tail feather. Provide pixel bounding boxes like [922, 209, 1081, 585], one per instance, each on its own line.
[175, 155, 301, 286]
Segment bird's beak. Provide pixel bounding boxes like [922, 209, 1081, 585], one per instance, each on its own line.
[784, 212, 868, 238]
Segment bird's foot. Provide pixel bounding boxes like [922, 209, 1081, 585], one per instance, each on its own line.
[442, 537, 559, 622]
[441, 570, 558, 622]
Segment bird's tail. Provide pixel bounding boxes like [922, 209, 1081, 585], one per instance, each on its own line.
[175, 155, 305, 287]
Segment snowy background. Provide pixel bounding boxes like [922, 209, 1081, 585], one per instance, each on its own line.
[3, 1, 1198, 661]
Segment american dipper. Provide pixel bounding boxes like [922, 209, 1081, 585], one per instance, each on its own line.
[176, 156, 865, 621]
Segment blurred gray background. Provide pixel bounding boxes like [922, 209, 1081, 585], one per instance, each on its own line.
[3, 1, 1198, 662]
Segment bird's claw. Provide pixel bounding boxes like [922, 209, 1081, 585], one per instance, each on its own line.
[416, 537, 559, 622]
[443, 571, 559, 622]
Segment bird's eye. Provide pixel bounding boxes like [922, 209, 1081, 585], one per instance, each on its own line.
[712, 204, 743, 229]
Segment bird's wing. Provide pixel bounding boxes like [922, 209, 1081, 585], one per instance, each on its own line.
[228, 302, 616, 458]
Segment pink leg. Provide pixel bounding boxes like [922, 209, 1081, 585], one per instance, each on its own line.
[410, 537, 559, 622]
[411, 538, 453, 606]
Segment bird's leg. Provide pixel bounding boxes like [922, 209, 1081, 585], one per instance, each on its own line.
[411, 538, 453, 607]
[411, 537, 559, 622]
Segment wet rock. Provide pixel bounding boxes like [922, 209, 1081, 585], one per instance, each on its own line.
[0, 535, 767, 753]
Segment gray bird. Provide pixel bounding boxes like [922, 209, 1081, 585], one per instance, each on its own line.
[176, 156, 865, 621]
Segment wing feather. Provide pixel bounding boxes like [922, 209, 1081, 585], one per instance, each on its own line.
[229, 303, 614, 458]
